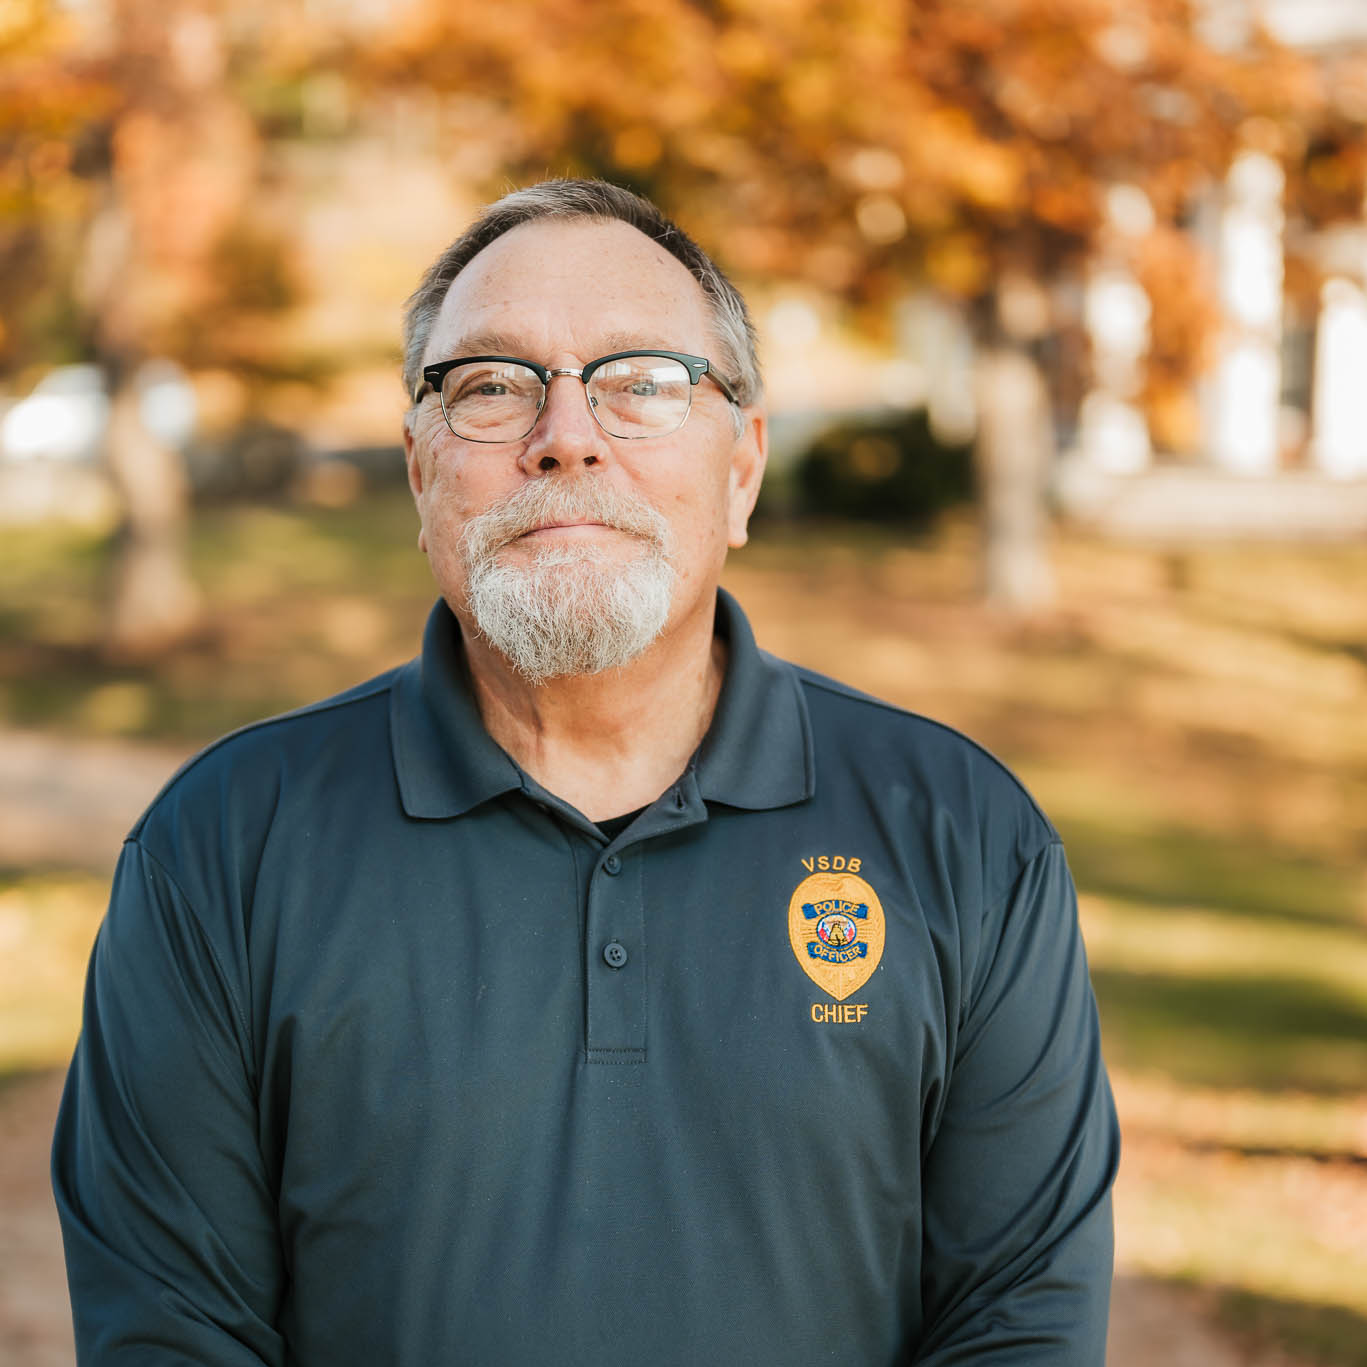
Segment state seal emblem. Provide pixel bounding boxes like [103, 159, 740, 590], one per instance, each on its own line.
[788, 869, 885, 1001]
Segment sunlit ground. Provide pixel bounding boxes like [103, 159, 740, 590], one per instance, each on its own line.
[2, 489, 1365, 1363]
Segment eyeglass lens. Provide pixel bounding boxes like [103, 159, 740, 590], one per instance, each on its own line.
[439, 355, 694, 441]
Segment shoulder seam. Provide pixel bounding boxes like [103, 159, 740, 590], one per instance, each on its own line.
[134, 670, 400, 827]
[793, 666, 1055, 831]
[123, 836, 257, 1080]
[963, 833, 1069, 1027]
[983, 833, 1064, 912]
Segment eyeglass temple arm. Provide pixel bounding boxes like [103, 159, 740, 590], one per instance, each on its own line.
[705, 368, 742, 407]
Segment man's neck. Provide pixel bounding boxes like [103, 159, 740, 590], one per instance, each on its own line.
[460, 604, 726, 823]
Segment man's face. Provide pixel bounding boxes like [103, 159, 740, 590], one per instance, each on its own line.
[404, 217, 766, 680]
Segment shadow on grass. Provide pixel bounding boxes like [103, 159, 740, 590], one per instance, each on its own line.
[1116, 1271, 1367, 1367]
[1167, 1136, 1367, 1170]
[1060, 817, 1360, 930]
[1270, 621, 1367, 673]
[0, 1062, 68, 1100]
[1216, 1285, 1367, 1367]
[1092, 966, 1367, 1095]
[0, 637, 310, 743]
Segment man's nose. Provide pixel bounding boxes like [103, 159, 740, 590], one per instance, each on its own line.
[522, 375, 610, 473]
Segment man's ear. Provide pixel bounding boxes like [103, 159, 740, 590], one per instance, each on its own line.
[403, 413, 424, 497]
[403, 414, 428, 553]
[726, 408, 768, 550]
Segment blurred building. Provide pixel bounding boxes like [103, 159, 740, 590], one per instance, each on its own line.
[1061, 0, 1367, 537]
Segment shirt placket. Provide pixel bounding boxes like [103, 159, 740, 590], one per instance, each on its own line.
[584, 844, 646, 1065]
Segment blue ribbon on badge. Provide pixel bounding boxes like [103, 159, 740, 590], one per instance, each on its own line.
[807, 941, 868, 963]
[801, 901, 869, 920]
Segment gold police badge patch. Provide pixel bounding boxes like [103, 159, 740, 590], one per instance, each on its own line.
[788, 868, 885, 1001]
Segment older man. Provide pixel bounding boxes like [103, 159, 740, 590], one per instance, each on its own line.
[53, 179, 1118, 1365]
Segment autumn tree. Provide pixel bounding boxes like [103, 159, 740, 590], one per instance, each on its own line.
[5, 0, 1351, 638]
[0, 0, 299, 656]
[356, 0, 1330, 608]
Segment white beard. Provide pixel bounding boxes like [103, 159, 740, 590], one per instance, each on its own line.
[459, 479, 675, 684]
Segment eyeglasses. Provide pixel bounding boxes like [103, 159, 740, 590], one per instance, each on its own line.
[414, 350, 740, 443]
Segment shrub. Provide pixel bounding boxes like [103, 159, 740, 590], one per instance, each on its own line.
[792, 408, 974, 525]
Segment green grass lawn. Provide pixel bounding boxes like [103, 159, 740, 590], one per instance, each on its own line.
[3, 490, 1366, 1363]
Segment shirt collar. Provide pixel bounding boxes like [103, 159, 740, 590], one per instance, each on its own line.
[391, 589, 814, 820]
[390, 601, 524, 819]
[694, 588, 813, 810]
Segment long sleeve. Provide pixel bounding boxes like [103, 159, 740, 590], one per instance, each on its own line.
[51, 838, 286, 1365]
[916, 839, 1119, 1364]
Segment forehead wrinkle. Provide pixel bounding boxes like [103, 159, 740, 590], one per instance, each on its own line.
[423, 220, 720, 374]
[433, 328, 696, 367]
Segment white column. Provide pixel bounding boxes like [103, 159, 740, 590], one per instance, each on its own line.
[1311, 277, 1367, 478]
[1079, 263, 1152, 473]
[899, 294, 976, 446]
[1077, 185, 1154, 474]
[1209, 151, 1285, 475]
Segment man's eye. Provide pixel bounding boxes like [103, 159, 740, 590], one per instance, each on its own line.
[448, 370, 537, 402]
[597, 370, 660, 399]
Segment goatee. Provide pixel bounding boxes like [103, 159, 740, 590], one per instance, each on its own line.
[459, 479, 675, 684]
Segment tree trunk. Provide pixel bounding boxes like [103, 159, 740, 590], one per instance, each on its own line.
[101, 362, 201, 659]
[974, 344, 1056, 613]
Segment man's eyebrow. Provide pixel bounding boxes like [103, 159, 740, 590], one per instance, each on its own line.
[592, 330, 679, 354]
[431, 330, 682, 364]
[437, 331, 527, 359]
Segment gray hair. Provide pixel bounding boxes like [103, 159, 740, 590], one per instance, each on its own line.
[401, 179, 762, 413]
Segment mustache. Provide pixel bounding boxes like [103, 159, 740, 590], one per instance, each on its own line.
[460, 479, 672, 563]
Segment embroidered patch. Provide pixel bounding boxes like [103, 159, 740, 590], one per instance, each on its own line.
[787, 870, 885, 1001]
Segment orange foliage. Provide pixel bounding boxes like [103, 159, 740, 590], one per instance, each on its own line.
[1134, 224, 1220, 453]
[3, 0, 1363, 404]
[332, 1, 1342, 431]
[0, 0, 295, 373]
[350, 0, 1336, 333]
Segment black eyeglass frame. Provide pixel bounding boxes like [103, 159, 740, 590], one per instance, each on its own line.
[413, 349, 742, 442]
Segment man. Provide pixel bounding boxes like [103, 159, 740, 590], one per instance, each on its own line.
[53, 179, 1119, 1365]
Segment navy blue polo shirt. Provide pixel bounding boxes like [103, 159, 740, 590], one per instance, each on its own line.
[53, 590, 1118, 1365]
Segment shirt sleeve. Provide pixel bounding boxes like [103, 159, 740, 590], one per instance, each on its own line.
[51, 837, 287, 1366]
[916, 839, 1119, 1365]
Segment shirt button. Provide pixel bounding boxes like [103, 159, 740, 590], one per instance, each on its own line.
[603, 941, 628, 969]
[603, 854, 622, 875]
